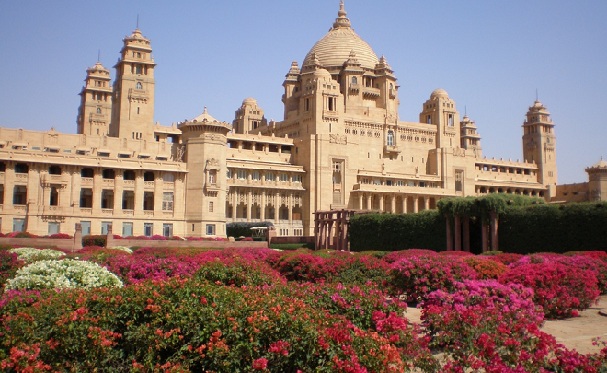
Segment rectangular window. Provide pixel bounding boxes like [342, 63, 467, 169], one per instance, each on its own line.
[80, 221, 91, 235]
[237, 169, 246, 180]
[209, 201, 214, 212]
[455, 169, 464, 192]
[227, 169, 232, 179]
[163, 173, 175, 182]
[280, 173, 289, 182]
[265, 172, 274, 182]
[144, 223, 153, 237]
[13, 185, 27, 205]
[101, 221, 111, 235]
[122, 222, 133, 237]
[48, 222, 60, 235]
[163, 223, 173, 238]
[251, 171, 261, 181]
[293, 174, 302, 183]
[206, 224, 215, 236]
[13, 218, 25, 232]
[208, 170, 217, 184]
[162, 192, 174, 211]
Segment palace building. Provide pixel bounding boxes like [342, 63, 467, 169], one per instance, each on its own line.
[0, 2, 597, 238]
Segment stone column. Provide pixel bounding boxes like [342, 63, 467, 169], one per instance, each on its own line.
[413, 197, 419, 213]
[260, 191, 266, 220]
[402, 196, 408, 214]
[246, 190, 252, 222]
[424, 196, 430, 210]
[390, 195, 396, 213]
[454, 215, 462, 251]
[73, 223, 83, 252]
[379, 195, 384, 212]
[463, 216, 471, 252]
[490, 211, 499, 251]
[445, 215, 453, 251]
[367, 194, 372, 210]
[358, 193, 363, 210]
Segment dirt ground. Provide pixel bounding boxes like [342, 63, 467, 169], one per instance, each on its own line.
[405, 295, 607, 355]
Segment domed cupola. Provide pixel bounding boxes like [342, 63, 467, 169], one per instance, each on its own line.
[302, 1, 379, 73]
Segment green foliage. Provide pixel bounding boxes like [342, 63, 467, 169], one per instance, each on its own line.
[438, 193, 543, 221]
[269, 243, 313, 251]
[499, 202, 607, 253]
[226, 221, 273, 238]
[82, 235, 107, 247]
[349, 210, 445, 252]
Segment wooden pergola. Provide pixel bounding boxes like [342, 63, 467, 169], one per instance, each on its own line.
[314, 209, 357, 251]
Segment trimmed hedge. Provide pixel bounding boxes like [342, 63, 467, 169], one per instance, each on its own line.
[349, 210, 445, 252]
[499, 202, 607, 253]
[226, 221, 274, 239]
[350, 201, 607, 254]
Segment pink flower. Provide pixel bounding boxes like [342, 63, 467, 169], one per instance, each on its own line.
[252, 357, 268, 370]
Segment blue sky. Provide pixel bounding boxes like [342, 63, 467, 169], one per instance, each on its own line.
[1, 1, 605, 184]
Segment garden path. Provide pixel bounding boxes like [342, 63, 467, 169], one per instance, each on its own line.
[404, 295, 607, 355]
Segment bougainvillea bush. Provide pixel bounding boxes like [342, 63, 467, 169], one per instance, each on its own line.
[1, 247, 606, 371]
[421, 280, 607, 372]
[0, 278, 437, 372]
[390, 255, 477, 303]
[499, 260, 600, 318]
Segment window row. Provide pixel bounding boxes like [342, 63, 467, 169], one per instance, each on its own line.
[79, 189, 173, 211]
[0, 163, 177, 182]
[228, 169, 303, 183]
[358, 178, 438, 188]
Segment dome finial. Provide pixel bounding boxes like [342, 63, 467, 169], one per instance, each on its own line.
[333, 0, 351, 29]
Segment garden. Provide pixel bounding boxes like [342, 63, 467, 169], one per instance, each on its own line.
[1, 244, 606, 372]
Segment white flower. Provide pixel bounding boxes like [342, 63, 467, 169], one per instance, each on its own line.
[5, 259, 123, 290]
[9, 247, 65, 263]
[109, 246, 133, 254]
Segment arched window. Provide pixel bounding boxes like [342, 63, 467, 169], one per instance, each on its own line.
[81, 168, 94, 178]
[96, 107, 102, 114]
[351, 76, 358, 84]
[144, 171, 155, 181]
[136, 82, 142, 89]
[14, 163, 28, 174]
[387, 130, 395, 146]
[123, 170, 136, 180]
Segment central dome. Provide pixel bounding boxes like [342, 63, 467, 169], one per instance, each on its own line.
[303, 2, 379, 71]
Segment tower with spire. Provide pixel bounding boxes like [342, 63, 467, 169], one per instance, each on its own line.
[109, 28, 156, 140]
[522, 99, 557, 196]
[76, 60, 113, 135]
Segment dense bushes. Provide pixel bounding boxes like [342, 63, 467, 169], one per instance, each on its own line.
[499, 203, 607, 253]
[500, 259, 601, 318]
[350, 201, 607, 253]
[350, 211, 445, 251]
[1, 247, 606, 371]
[226, 221, 273, 239]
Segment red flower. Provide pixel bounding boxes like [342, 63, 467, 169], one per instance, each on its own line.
[252, 357, 268, 370]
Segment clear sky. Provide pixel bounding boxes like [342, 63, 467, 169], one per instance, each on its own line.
[1, 1, 605, 184]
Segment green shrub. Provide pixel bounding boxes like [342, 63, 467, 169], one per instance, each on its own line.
[82, 235, 107, 247]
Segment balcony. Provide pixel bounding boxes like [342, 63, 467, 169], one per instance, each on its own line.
[363, 86, 380, 98]
[384, 144, 401, 154]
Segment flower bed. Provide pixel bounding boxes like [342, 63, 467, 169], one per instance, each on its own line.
[1, 247, 606, 371]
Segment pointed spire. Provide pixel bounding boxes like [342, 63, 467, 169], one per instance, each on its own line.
[136, 14, 139, 29]
[333, 0, 351, 29]
[97, 49, 101, 63]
